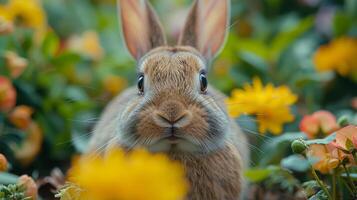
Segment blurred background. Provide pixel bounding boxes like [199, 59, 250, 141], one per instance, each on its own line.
[0, 0, 357, 199]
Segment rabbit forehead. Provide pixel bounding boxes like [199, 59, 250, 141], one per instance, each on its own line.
[139, 48, 205, 90]
[138, 46, 206, 72]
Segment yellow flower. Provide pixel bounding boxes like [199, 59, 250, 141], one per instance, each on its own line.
[67, 31, 104, 61]
[314, 37, 357, 78]
[67, 148, 188, 200]
[226, 77, 297, 134]
[0, 0, 46, 31]
[103, 75, 128, 96]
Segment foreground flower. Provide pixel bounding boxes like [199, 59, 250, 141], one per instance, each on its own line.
[226, 77, 297, 134]
[0, 153, 8, 171]
[14, 122, 43, 166]
[5, 52, 28, 78]
[9, 105, 34, 130]
[68, 148, 188, 200]
[18, 175, 38, 200]
[314, 37, 357, 78]
[67, 31, 104, 61]
[0, 76, 16, 112]
[299, 110, 339, 139]
[307, 144, 344, 174]
[331, 125, 357, 152]
[0, 0, 46, 31]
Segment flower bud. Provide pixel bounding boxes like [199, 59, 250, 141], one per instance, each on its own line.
[291, 139, 308, 154]
[0, 76, 16, 112]
[5, 52, 28, 78]
[9, 105, 34, 130]
[327, 158, 339, 169]
[337, 115, 349, 127]
[0, 153, 8, 171]
[18, 175, 38, 200]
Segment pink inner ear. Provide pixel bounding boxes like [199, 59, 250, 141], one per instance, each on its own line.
[119, 0, 166, 60]
[198, 0, 228, 58]
[120, 0, 150, 59]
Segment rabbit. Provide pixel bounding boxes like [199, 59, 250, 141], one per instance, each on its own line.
[88, 0, 249, 199]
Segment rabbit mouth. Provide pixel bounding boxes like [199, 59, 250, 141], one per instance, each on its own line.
[147, 133, 194, 153]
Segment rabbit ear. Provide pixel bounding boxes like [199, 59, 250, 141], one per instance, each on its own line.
[119, 0, 167, 60]
[178, 0, 230, 60]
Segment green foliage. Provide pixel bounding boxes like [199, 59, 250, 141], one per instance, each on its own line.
[1, 0, 357, 199]
[244, 166, 280, 183]
[302, 181, 329, 200]
[305, 133, 336, 145]
[0, 184, 30, 200]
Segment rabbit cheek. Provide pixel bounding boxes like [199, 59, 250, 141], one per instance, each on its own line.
[180, 107, 209, 139]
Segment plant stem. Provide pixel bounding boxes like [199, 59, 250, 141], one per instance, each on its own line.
[311, 168, 332, 200]
[342, 164, 356, 195]
[353, 151, 357, 163]
[332, 170, 336, 200]
[341, 178, 354, 195]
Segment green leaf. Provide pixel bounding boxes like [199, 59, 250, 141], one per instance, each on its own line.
[0, 173, 19, 185]
[65, 86, 89, 101]
[270, 16, 314, 60]
[333, 12, 353, 37]
[244, 166, 279, 183]
[306, 133, 336, 145]
[258, 132, 306, 166]
[238, 51, 268, 73]
[42, 32, 60, 58]
[281, 155, 310, 172]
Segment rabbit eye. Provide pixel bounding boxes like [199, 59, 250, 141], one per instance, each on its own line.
[199, 73, 208, 93]
[137, 75, 144, 94]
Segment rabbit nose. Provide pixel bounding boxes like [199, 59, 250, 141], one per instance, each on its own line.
[153, 101, 192, 128]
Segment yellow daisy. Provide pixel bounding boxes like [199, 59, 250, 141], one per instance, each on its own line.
[226, 77, 297, 135]
[67, 148, 188, 200]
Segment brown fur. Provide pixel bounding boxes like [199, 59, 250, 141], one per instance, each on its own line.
[88, 1, 248, 199]
[170, 143, 242, 200]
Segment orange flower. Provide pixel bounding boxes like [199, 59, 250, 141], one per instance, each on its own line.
[9, 105, 34, 130]
[0, 153, 8, 171]
[0, 16, 14, 35]
[67, 31, 104, 61]
[18, 175, 38, 200]
[0, 76, 16, 112]
[5, 52, 28, 78]
[307, 144, 343, 174]
[299, 110, 339, 139]
[103, 75, 127, 96]
[14, 122, 43, 166]
[331, 125, 357, 151]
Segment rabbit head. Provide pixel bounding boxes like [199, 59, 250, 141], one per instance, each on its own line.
[116, 0, 230, 154]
